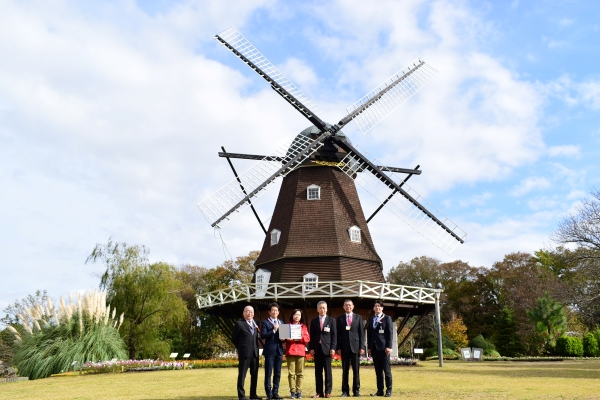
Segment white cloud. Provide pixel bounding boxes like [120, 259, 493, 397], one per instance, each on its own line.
[578, 80, 600, 109]
[278, 57, 319, 90]
[511, 177, 552, 196]
[459, 192, 493, 207]
[543, 37, 569, 49]
[547, 145, 580, 157]
[543, 75, 600, 110]
[558, 18, 574, 27]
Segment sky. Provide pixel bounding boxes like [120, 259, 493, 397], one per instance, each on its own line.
[1, 0, 599, 315]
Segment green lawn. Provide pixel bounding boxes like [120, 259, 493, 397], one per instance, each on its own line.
[2, 360, 600, 399]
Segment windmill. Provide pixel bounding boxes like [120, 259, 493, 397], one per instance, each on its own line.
[199, 27, 466, 288]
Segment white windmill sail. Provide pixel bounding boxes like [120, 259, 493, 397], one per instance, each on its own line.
[216, 27, 323, 117]
[198, 135, 323, 228]
[337, 145, 467, 254]
[345, 58, 438, 135]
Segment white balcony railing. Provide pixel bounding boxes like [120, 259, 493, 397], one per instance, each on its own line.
[196, 280, 439, 310]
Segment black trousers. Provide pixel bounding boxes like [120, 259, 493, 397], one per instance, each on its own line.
[237, 355, 259, 399]
[341, 351, 360, 394]
[314, 348, 332, 395]
[372, 350, 392, 393]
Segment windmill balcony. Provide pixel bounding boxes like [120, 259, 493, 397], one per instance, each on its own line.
[195, 280, 440, 310]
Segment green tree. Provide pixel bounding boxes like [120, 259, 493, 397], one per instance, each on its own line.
[174, 264, 235, 358]
[86, 239, 188, 359]
[555, 336, 584, 357]
[583, 332, 599, 357]
[493, 306, 523, 357]
[527, 292, 567, 349]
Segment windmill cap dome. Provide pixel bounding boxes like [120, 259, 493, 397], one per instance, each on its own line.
[298, 123, 351, 144]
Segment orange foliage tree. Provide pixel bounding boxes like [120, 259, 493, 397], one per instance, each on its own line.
[442, 315, 468, 348]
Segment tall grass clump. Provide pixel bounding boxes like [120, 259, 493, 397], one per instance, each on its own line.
[9, 289, 127, 380]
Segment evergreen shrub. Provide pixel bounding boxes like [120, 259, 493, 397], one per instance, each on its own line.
[583, 333, 599, 357]
[555, 336, 584, 357]
[423, 347, 458, 359]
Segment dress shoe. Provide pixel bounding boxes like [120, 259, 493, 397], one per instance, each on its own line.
[341, 393, 349, 398]
[250, 397, 263, 400]
[370, 393, 383, 397]
[313, 395, 322, 398]
[353, 393, 361, 397]
[325, 395, 331, 399]
[272, 395, 283, 400]
[384, 391, 392, 397]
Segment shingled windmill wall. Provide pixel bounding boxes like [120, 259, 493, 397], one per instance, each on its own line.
[254, 165, 385, 283]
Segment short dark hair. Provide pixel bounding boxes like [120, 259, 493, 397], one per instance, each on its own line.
[373, 299, 384, 308]
[343, 299, 353, 305]
[269, 302, 280, 312]
[289, 309, 304, 324]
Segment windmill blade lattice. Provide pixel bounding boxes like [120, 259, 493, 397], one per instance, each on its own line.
[198, 135, 324, 228]
[344, 58, 438, 135]
[338, 145, 467, 254]
[216, 27, 323, 118]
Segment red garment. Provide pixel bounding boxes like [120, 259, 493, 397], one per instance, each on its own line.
[284, 323, 310, 357]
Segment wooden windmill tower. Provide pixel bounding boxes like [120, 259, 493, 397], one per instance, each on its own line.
[199, 27, 466, 290]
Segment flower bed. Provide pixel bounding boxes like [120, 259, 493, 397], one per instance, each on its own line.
[78, 355, 418, 375]
[82, 359, 185, 374]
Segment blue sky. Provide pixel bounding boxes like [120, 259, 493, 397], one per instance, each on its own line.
[1, 0, 599, 315]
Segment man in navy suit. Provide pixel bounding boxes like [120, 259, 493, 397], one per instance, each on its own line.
[367, 300, 393, 397]
[232, 305, 262, 400]
[309, 301, 337, 398]
[336, 299, 364, 397]
[261, 302, 284, 400]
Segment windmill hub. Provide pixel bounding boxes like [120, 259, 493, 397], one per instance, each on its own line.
[297, 124, 351, 165]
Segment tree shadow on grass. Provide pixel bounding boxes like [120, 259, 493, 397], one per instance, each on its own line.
[155, 397, 239, 400]
[439, 362, 600, 380]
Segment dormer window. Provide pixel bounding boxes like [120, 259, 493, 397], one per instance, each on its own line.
[303, 272, 318, 290]
[307, 184, 320, 200]
[270, 229, 281, 246]
[348, 226, 361, 243]
[255, 268, 271, 298]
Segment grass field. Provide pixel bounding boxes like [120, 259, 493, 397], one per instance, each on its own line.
[2, 360, 600, 399]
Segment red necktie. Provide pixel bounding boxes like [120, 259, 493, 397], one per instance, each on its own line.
[347, 314, 352, 326]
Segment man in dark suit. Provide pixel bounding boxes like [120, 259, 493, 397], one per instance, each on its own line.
[336, 299, 364, 397]
[232, 305, 262, 400]
[367, 300, 393, 397]
[309, 300, 337, 398]
[261, 302, 284, 400]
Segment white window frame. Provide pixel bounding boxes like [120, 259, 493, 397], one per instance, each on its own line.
[307, 184, 321, 200]
[303, 272, 318, 290]
[348, 226, 361, 243]
[255, 268, 271, 297]
[270, 229, 281, 246]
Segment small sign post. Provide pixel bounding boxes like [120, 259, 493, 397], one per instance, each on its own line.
[413, 348, 423, 360]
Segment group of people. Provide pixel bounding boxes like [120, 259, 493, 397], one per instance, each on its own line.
[232, 299, 394, 400]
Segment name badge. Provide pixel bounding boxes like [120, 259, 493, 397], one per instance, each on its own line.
[324, 327, 330, 332]
[346, 326, 351, 331]
[379, 329, 384, 334]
